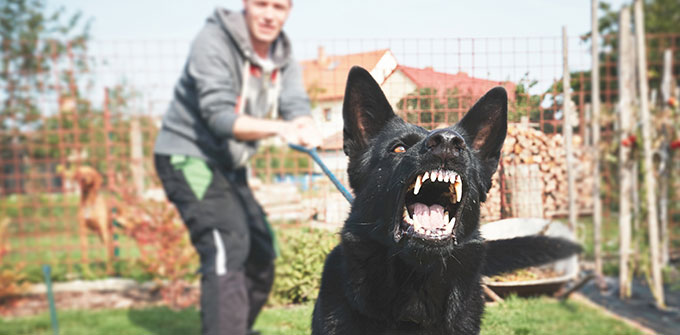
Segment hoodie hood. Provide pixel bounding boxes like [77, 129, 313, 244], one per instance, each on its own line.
[211, 8, 293, 69]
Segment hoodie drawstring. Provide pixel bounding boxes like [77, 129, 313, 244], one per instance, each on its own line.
[235, 59, 251, 115]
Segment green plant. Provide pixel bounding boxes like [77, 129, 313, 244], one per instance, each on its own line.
[111, 178, 199, 309]
[252, 146, 312, 182]
[0, 217, 29, 305]
[269, 226, 338, 305]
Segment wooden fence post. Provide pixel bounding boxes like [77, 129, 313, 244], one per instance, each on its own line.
[130, 116, 145, 196]
[658, 49, 672, 267]
[562, 26, 578, 233]
[591, 0, 604, 287]
[634, 0, 665, 309]
[617, 6, 634, 299]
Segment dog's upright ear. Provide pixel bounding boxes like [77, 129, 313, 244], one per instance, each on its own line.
[342, 66, 397, 157]
[457, 87, 508, 193]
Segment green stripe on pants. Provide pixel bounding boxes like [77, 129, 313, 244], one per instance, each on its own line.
[170, 155, 213, 201]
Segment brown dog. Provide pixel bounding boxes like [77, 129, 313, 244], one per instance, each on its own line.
[61, 166, 113, 270]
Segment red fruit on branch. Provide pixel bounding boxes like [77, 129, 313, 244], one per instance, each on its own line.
[669, 97, 678, 108]
[622, 134, 637, 147]
[671, 139, 680, 150]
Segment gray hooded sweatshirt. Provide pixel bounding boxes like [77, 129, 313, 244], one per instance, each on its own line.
[154, 8, 311, 169]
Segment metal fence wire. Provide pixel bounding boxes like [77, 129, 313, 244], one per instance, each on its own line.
[1, 35, 679, 271]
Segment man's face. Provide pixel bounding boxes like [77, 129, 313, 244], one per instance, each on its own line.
[243, 0, 291, 46]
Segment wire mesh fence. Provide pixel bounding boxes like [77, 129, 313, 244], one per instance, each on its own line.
[1, 34, 679, 276]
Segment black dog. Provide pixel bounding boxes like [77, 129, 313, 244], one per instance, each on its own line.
[311, 67, 581, 335]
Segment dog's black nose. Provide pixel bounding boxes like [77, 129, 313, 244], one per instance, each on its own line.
[426, 129, 465, 160]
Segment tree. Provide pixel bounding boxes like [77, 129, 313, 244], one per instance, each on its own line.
[1, 0, 91, 192]
[591, 0, 680, 36]
[396, 87, 475, 127]
[1, 0, 90, 132]
[578, 0, 680, 104]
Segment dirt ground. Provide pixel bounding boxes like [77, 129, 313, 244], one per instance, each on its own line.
[0, 284, 200, 319]
[580, 275, 680, 335]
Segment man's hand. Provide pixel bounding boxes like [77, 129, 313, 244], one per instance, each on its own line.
[291, 116, 322, 149]
[233, 115, 322, 149]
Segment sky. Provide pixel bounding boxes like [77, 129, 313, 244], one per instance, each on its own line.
[55, 0, 631, 42]
[48, 0, 633, 112]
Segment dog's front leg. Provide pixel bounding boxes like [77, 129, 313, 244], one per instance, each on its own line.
[78, 210, 90, 265]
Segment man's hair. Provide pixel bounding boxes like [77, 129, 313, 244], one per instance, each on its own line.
[244, 0, 292, 5]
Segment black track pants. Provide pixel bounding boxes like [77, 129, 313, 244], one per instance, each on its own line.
[155, 154, 276, 335]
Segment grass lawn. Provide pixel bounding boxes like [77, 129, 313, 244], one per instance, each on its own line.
[5, 232, 149, 283]
[0, 296, 642, 335]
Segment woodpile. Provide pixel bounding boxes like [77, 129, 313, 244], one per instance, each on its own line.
[481, 123, 594, 221]
[251, 181, 313, 221]
[253, 122, 596, 224]
[251, 178, 349, 226]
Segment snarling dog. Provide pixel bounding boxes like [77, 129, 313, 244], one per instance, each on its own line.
[61, 166, 113, 267]
[311, 67, 581, 335]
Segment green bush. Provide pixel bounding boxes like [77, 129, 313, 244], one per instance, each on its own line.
[269, 226, 339, 305]
[251, 146, 312, 182]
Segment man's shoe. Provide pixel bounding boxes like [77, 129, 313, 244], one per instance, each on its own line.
[247, 330, 261, 335]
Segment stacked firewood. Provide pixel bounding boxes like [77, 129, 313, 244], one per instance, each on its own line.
[481, 123, 594, 221]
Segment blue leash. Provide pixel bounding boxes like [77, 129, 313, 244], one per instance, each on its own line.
[288, 144, 353, 204]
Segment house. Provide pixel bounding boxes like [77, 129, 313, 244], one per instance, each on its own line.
[300, 47, 398, 139]
[386, 65, 516, 103]
[300, 49, 516, 182]
[301, 48, 516, 147]
[384, 65, 516, 112]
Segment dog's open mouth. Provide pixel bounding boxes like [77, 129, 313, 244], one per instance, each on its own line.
[400, 169, 462, 242]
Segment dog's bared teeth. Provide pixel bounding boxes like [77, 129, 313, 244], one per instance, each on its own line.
[444, 217, 456, 236]
[437, 170, 444, 182]
[449, 184, 457, 204]
[422, 171, 429, 183]
[431, 170, 438, 182]
[403, 207, 415, 225]
[414, 175, 422, 195]
[443, 172, 450, 183]
[444, 211, 449, 224]
[450, 172, 458, 184]
[454, 175, 462, 202]
[412, 216, 421, 230]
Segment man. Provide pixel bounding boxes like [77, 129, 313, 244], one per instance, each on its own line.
[153, 1, 320, 334]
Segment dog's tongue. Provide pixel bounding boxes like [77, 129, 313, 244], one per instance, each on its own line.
[412, 203, 446, 230]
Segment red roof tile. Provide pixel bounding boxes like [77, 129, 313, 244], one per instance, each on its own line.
[395, 65, 516, 101]
[301, 48, 390, 101]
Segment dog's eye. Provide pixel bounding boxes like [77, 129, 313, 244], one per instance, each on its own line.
[393, 145, 406, 153]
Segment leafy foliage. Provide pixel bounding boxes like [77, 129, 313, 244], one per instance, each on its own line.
[396, 87, 473, 127]
[0, 217, 29, 303]
[511, 73, 551, 125]
[577, 0, 680, 104]
[112, 178, 199, 310]
[0, 0, 90, 133]
[252, 146, 312, 182]
[1, 0, 93, 194]
[591, 0, 680, 37]
[269, 226, 338, 305]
